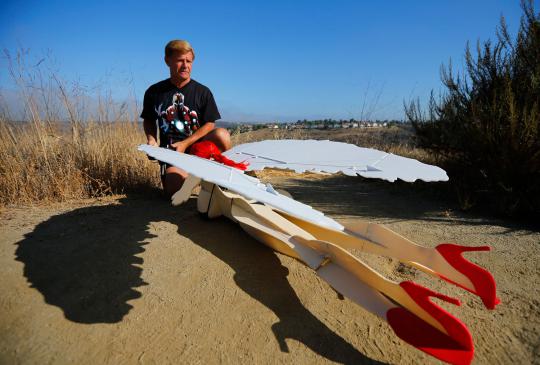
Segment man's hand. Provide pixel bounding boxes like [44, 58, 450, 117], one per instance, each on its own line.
[147, 136, 158, 146]
[145, 136, 159, 160]
[169, 122, 215, 154]
[171, 140, 189, 153]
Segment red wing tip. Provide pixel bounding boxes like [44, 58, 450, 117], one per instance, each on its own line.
[387, 307, 474, 365]
[435, 244, 498, 310]
[400, 281, 461, 306]
[440, 293, 461, 307]
[437, 273, 499, 309]
[437, 243, 492, 252]
[490, 297, 502, 309]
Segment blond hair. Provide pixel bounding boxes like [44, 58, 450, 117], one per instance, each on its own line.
[165, 40, 195, 59]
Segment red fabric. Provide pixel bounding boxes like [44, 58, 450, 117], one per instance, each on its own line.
[435, 244, 500, 309]
[386, 281, 474, 365]
[189, 141, 248, 170]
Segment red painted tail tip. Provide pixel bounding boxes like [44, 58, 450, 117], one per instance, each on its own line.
[422, 285, 462, 306]
[458, 245, 491, 252]
[387, 281, 474, 365]
[387, 307, 474, 365]
[436, 243, 499, 309]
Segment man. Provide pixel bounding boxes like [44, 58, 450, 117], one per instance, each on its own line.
[141, 40, 231, 197]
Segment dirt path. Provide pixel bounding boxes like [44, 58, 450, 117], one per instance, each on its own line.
[1, 172, 539, 364]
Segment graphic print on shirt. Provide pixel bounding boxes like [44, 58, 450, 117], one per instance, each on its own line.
[155, 92, 201, 146]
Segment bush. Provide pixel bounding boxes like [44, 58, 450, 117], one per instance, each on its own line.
[406, 1, 540, 218]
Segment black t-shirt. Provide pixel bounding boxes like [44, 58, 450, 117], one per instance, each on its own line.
[140, 78, 221, 147]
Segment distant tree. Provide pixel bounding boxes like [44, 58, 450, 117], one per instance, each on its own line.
[406, 1, 540, 217]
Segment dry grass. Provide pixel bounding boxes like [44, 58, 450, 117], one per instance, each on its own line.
[0, 50, 162, 206]
[230, 126, 310, 145]
[0, 120, 161, 206]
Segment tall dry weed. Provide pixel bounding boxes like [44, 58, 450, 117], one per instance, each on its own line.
[0, 50, 160, 206]
[0, 120, 160, 206]
[230, 126, 309, 145]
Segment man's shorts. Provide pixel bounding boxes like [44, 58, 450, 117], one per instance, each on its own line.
[159, 161, 171, 180]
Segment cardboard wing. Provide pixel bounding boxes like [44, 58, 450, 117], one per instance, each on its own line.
[223, 139, 449, 182]
[138, 144, 343, 230]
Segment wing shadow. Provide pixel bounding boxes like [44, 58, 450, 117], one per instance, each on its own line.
[14, 195, 170, 323]
[270, 174, 539, 232]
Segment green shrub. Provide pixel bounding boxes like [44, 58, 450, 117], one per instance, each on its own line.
[406, 1, 540, 218]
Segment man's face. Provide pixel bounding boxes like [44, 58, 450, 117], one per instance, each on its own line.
[166, 51, 193, 81]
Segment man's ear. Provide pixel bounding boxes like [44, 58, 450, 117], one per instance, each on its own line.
[164, 56, 170, 67]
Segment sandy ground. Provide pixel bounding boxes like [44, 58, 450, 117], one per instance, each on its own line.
[1, 171, 539, 365]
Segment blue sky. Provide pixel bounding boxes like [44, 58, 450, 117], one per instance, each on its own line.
[0, 0, 534, 122]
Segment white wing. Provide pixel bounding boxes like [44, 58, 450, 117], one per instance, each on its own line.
[223, 139, 448, 183]
[138, 144, 343, 230]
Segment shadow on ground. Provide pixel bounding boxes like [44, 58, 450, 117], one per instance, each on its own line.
[14, 194, 385, 364]
[14, 195, 168, 323]
[270, 174, 539, 232]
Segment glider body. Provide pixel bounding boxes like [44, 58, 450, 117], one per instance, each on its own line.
[138, 140, 498, 365]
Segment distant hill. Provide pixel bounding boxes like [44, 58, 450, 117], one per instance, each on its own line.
[216, 121, 263, 129]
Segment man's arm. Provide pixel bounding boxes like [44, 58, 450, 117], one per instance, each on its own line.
[170, 122, 215, 153]
[143, 118, 158, 146]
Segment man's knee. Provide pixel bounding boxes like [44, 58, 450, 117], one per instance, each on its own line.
[206, 127, 231, 151]
[163, 167, 188, 198]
